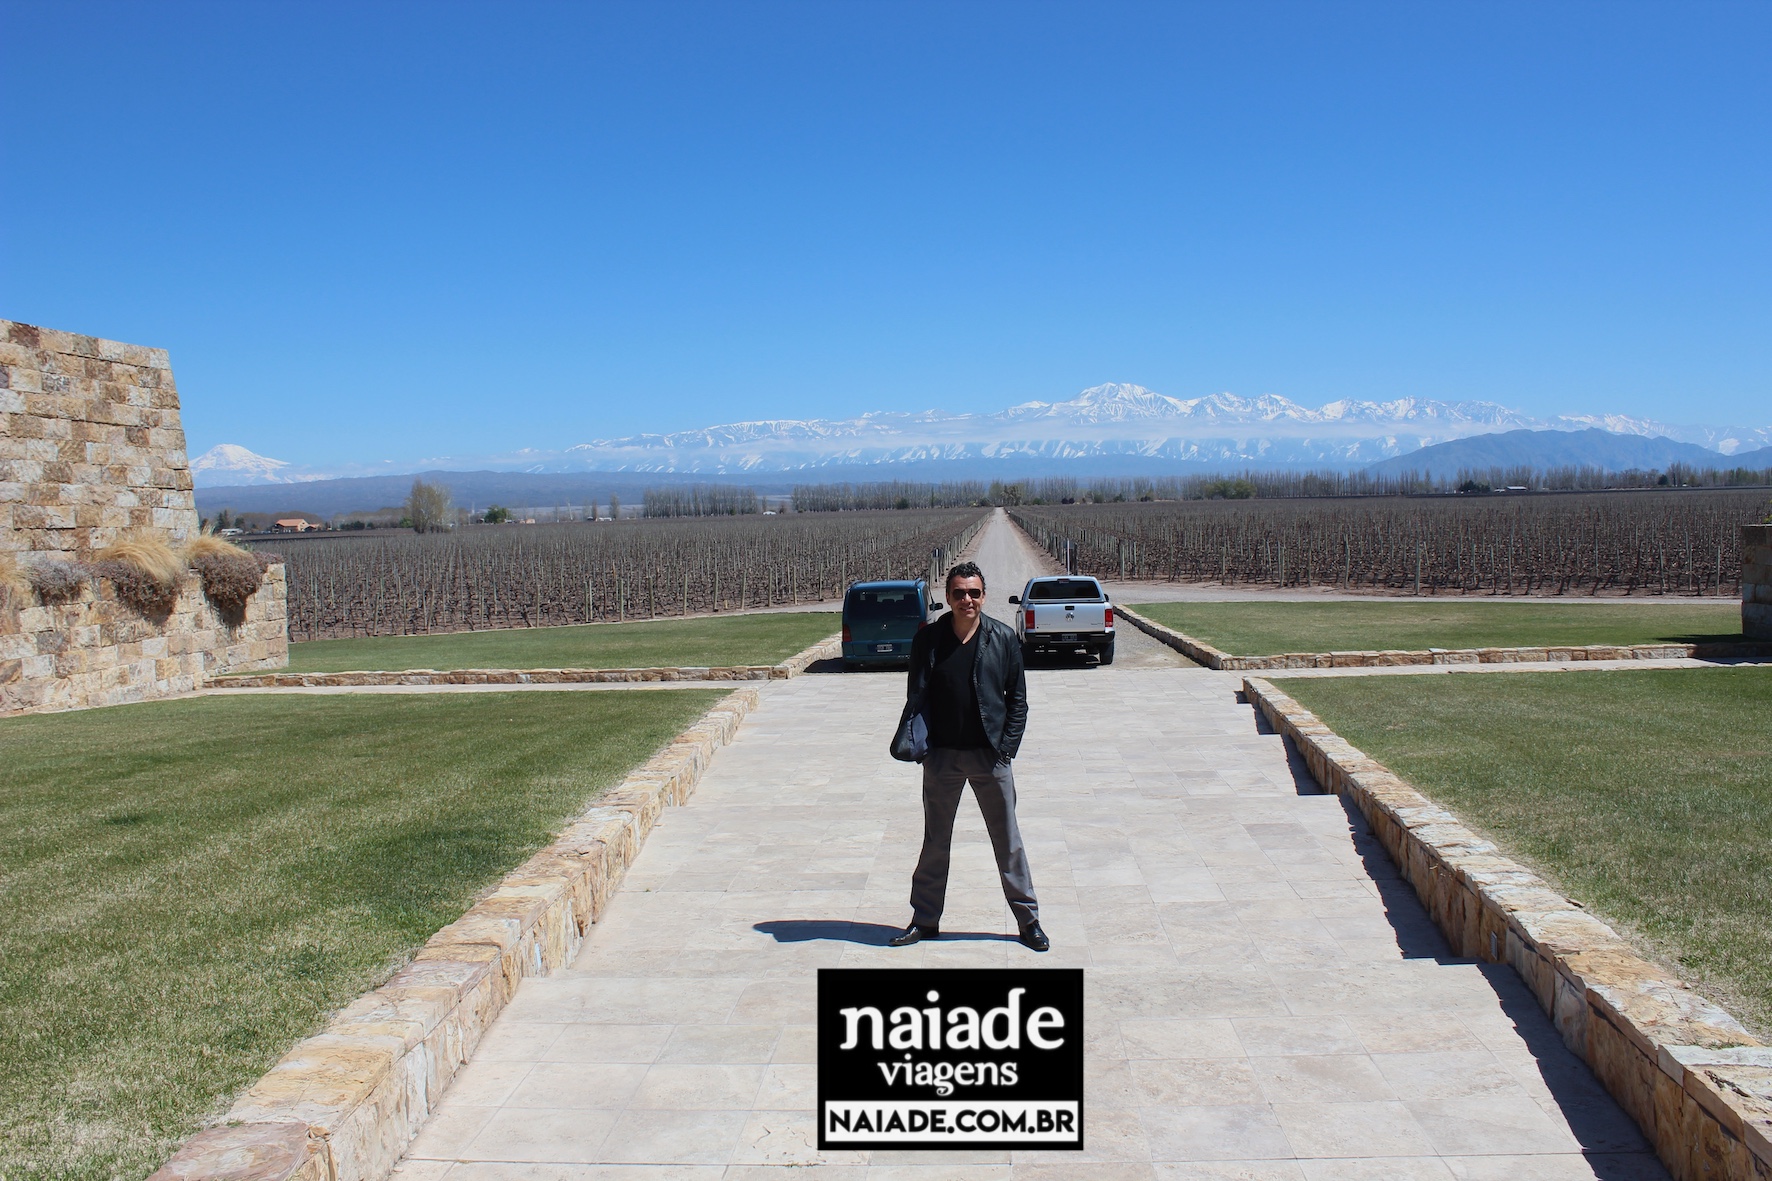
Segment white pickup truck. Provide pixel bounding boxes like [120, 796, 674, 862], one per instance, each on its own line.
[1008, 575, 1115, 665]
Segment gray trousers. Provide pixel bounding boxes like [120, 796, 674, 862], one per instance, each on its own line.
[911, 747, 1039, 931]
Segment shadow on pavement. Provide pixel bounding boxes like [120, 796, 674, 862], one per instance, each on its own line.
[1245, 699, 1327, 796]
[1481, 961, 1666, 1172]
[752, 920, 1016, 945]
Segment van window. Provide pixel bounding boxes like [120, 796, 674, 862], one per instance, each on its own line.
[847, 587, 923, 619]
[1027, 579, 1103, 601]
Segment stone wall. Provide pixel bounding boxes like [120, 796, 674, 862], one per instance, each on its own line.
[0, 318, 289, 714]
[1, 568, 288, 715]
[1746, 525, 1772, 640]
[0, 319, 199, 556]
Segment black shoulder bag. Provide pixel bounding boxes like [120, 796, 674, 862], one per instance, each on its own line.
[890, 640, 937, 763]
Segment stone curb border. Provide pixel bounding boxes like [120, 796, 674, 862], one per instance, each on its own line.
[1242, 675, 1772, 1181]
[209, 634, 843, 689]
[148, 685, 765, 1181]
[1116, 604, 1771, 671]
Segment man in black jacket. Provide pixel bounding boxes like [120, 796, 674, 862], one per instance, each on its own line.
[890, 561, 1048, 951]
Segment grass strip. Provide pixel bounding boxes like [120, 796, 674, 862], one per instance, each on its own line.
[1275, 667, 1772, 1037]
[281, 611, 840, 674]
[0, 689, 722, 1181]
[1130, 599, 1742, 656]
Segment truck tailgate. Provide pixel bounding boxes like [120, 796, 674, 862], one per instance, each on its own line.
[1027, 602, 1110, 634]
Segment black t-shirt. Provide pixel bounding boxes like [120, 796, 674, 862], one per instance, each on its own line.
[926, 622, 992, 751]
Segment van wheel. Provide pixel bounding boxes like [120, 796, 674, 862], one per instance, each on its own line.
[1097, 642, 1115, 666]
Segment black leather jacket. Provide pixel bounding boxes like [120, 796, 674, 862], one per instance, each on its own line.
[901, 613, 1029, 761]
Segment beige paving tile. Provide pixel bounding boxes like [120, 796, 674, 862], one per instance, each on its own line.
[753, 1062, 817, 1111]
[1370, 1051, 1526, 1100]
[461, 1106, 622, 1162]
[1232, 1018, 1364, 1058]
[1270, 1101, 1434, 1158]
[629, 1063, 767, 1110]
[441, 1060, 535, 1107]
[1152, 1165, 1306, 1181]
[1011, 1165, 1160, 1180]
[542, 1023, 674, 1063]
[656, 1024, 782, 1064]
[504, 1062, 649, 1110]
[1120, 1018, 1245, 1060]
[404, 1102, 496, 1159]
[865, 1153, 1013, 1172]
[594, 1108, 750, 1163]
[1250, 1055, 1397, 1104]
[1140, 1104, 1295, 1162]
[471, 1020, 566, 1063]
[1344, 1013, 1485, 1055]
[1406, 1096, 1584, 1156]
[730, 1108, 867, 1166]
[1298, 1160, 1456, 1180]
[1131, 1057, 1267, 1106]
[1442, 1154, 1667, 1180]
[444, 1167, 723, 1180]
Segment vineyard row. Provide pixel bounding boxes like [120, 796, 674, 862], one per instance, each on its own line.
[1010, 490, 1770, 597]
[257, 509, 988, 641]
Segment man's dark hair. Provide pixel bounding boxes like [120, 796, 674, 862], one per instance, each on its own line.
[946, 561, 985, 591]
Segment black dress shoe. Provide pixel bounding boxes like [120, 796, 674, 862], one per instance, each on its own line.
[888, 924, 939, 947]
[1018, 922, 1050, 952]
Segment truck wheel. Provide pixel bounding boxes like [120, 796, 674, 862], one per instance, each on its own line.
[1097, 641, 1115, 666]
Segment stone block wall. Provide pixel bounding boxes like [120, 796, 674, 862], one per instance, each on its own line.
[1, 319, 198, 557]
[1, 568, 288, 715]
[0, 318, 289, 714]
[1745, 525, 1771, 640]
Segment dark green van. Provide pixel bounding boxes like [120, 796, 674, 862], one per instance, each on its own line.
[842, 579, 935, 669]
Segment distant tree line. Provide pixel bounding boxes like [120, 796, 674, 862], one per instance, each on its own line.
[642, 484, 762, 517]
[791, 481, 991, 512]
[789, 462, 1772, 511]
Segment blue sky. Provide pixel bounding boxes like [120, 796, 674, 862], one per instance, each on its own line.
[2, 0, 1768, 467]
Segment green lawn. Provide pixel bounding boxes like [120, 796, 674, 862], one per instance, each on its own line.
[280, 611, 840, 674]
[1278, 668, 1772, 1037]
[0, 690, 722, 1181]
[1129, 599, 1743, 656]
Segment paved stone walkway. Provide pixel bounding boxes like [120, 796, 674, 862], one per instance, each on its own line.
[393, 514, 1669, 1179]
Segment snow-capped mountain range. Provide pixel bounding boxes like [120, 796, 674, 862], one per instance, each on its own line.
[190, 383, 1772, 485]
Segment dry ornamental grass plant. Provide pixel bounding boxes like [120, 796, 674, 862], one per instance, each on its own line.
[25, 558, 90, 604]
[182, 535, 267, 614]
[91, 532, 185, 616]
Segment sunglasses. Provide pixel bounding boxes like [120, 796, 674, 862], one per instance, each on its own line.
[948, 587, 985, 599]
